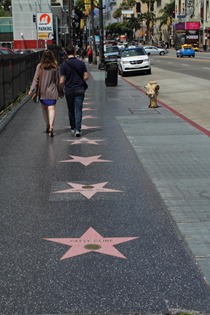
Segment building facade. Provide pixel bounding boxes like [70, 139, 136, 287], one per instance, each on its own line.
[11, 0, 53, 49]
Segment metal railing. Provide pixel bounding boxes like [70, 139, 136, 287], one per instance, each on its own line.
[0, 46, 62, 113]
[0, 52, 42, 112]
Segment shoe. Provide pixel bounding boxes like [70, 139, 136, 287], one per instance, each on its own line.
[46, 125, 50, 133]
[49, 128, 54, 137]
[71, 129, 75, 136]
[75, 130, 80, 137]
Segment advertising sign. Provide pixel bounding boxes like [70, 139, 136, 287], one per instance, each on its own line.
[38, 32, 53, 40]
[185, 21, 200, 30]
[175, 22, 185, 30]
[37, 13, 53, 33]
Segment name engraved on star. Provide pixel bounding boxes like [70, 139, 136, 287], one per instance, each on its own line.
[67, 239, 112, 243]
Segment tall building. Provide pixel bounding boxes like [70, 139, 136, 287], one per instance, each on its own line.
[173, 0, 210, 48]
[12, 0, 53, 49]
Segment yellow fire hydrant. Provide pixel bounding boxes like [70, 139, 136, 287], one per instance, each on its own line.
[144, 81, 160, 108]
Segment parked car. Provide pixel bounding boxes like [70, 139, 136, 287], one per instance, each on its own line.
[177, 47, 195, 58]
[118, 47, 151, 76]
[117, 42, 126, 49]
[143, 45, 168, 55]
[181, 44, 199, 52]
[14, 49, 33, 54]
[104, 45, 120, 63]
[0, 47, 16, 55]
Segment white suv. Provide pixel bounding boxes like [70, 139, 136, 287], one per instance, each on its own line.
[118, 47, 151, 76]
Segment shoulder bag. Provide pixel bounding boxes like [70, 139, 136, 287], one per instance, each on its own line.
[32, 67, 42, 103]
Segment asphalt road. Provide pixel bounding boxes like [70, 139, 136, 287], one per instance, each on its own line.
[149, 50, 210, 80]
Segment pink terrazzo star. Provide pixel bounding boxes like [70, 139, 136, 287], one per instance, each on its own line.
[53, 182, 122, 199]
[59, 155, 112, 166]
[44, 227, 139, 260]
[83, 108, 95, 111]
[81, 124, 101, 130]
[83, 115, 98, 120]
[83, 101, 95, 105]
[63, 137, 104, 145]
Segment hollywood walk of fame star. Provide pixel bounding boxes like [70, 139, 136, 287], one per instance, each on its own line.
[53, 182, 123, 199]
[59, 155, 112, 166]
[82, 124, 101, 130]
[83, 108, 95, 111]
[63, 137, 104, 145]
[44, 227, 139, 260]
[83, 115, 98, 120]
[83, 101, 95, 105]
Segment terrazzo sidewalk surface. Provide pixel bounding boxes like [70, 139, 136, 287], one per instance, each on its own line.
[0, 64, 210, 315]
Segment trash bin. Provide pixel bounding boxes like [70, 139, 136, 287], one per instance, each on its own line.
[105, 62, 118, 86]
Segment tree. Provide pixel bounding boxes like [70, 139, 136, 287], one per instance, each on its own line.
[75, 0, 85, 12]
[0, 0, 11, 11]
[113, 0, 136, 20]
[156, 0, 175, 44]
[113, 8, 122, 20]
[124, 15, 142, 40]
[157, 0, 175, 29]
[0, 0, 11, 16]
[105, 22, 128, 34]
[140, 0, 156, 42]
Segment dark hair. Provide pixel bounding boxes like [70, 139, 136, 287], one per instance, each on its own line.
[40, 50, 57, 69]
[65, 45, 75, 56]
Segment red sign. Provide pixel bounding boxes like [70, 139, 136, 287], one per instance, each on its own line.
[185, 21, 200, 30]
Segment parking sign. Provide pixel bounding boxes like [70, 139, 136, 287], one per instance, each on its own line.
[37, 13, 53, 33]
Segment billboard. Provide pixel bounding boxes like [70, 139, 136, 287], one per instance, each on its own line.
[185, 21, 200, 30]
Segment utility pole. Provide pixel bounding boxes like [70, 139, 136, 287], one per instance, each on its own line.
[90, 0, 97, 64]
[98, 0, 105, 69]
[68, 0, 73, 46]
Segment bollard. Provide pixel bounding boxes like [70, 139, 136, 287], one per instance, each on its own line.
[144, 81, 160, 108]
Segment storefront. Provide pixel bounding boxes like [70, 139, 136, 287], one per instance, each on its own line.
[174, 21, 200, 49]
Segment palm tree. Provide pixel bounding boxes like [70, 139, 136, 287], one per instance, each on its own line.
[124, 15, 142, 40]
[157, 1, 175, 29]
[156, 0, 175, 44]
[140, 0, 156, 42]
[113, 8, 122, 20]
[105, 22, 128, 34]
[113, 0, 136, 21]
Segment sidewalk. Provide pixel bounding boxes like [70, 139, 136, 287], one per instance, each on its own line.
[0, 63, 210, 315]
[119, 68, 210, 285]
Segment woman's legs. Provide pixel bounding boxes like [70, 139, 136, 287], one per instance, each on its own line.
[48, 105, 56, 130]
[41, 104, 49, 129]
[41, 104, 55, 136]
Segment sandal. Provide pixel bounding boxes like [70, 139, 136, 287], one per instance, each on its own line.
[49, 128, 54, 137]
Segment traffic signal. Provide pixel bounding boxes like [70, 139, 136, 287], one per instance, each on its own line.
[33, 14, 36, 23]
[172, 10, 175, 18]
[136, 2, 141, 13]
[150, 2, 154, 11]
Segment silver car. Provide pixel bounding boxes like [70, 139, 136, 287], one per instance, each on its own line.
[143, 45, 168, 55]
